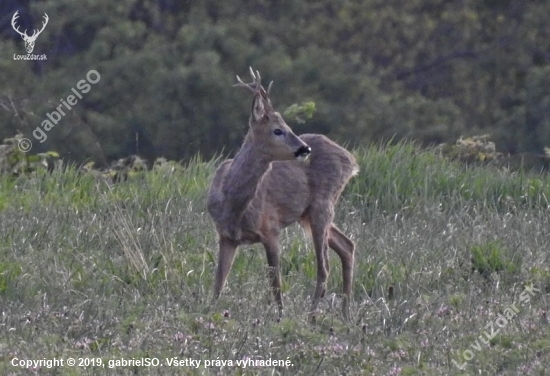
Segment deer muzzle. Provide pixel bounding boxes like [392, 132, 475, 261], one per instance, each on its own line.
[295, 145, 311, 158]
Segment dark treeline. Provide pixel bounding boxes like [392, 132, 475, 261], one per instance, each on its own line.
[0, 0, 549, 165]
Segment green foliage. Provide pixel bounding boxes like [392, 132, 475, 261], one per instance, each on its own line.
[2, 0, 550, 164]
[0, 261, 21, 295]
[440, 134, 550, 172]
[528, 267, 550, 293]
[439, 135, 502, 165]
[470, 242, 517, 279]
[283, 102, 316, 124]
[0, 134, 59, 175]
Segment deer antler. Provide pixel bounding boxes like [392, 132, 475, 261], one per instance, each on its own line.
[234, 67, 274, 98]
[234, 67, 263, 94]
[265, 81, 273, 95]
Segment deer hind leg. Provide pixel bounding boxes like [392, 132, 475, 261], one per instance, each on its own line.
[307, 206, 333, 321]
[213, 236, 238, 300]
[262, 236, 284, 317]
[328, 224, 355, 320]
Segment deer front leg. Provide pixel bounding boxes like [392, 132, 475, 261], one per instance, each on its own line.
[262, 237, 284, 318]
[213, 236, 238, 300]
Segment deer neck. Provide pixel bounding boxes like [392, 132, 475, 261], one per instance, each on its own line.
[222, 134, 271, 220]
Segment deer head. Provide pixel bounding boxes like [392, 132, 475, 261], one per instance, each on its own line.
[234, 67, 311, 160]
[11, 11, 49, 54]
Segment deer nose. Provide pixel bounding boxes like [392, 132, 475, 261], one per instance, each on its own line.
[295, 145, 311, 158]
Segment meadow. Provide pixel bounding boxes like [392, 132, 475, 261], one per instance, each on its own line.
[1, 142, 549, 375]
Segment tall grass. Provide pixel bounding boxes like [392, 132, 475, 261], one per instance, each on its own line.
[349, 141, 550, 216]
[0, 142, 549, 375]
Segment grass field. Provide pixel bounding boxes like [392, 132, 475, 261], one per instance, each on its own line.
[1, 142, 550, 375]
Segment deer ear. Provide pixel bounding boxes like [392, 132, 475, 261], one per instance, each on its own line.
[251, 95, 265, 123]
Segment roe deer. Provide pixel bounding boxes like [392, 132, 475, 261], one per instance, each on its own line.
[207, 68, 358, 320]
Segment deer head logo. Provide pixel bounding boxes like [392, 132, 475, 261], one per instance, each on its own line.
[11, 11, 49, 54]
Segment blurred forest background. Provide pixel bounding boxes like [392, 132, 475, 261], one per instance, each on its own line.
[0, 0, 549, 166]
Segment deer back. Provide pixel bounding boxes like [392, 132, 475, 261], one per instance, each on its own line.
[300, 134, 359, 203]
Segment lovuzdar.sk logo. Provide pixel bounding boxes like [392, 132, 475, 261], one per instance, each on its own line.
[11, 10, 48, 61]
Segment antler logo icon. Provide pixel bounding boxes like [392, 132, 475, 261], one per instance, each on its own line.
[11, 11, 49, 54]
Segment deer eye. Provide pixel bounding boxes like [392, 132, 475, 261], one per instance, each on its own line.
[273, 129, 284, 136]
